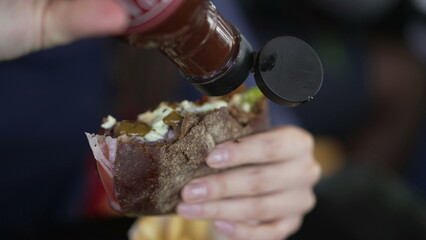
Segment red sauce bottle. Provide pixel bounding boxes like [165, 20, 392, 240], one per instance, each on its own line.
[117, 0, 254, 96]
[116, 0, 323, 106]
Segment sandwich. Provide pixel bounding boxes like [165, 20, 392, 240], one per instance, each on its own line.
[86, 87, 269, 216]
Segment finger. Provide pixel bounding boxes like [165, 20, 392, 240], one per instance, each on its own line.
[0, 0, 51, 60]
[206, 126, 314, 169]
[43, 0, 129, 48]
[213, 217, 302, 240]
[181, 159, 321, 203]
[177, 190, 316, 221]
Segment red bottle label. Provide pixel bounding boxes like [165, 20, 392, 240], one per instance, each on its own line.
[117, 0, 184, 33]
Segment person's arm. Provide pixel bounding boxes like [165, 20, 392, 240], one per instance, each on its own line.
[0, 0, 128, 61]
[178, 126, 321, 240]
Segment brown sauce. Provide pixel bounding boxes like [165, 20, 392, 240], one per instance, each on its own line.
[114, 121, 152, 137]
[163, 111, 183, 127]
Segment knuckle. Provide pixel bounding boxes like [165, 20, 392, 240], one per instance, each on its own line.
[210, 174, 229, 198]
[263, 126, 289, 156]
[307, 160, 322, 184]
[263, 139, 281, 160]
[207, 204, 222, 219]
[298, 130, 315, 150]
[303, 191, 317, 213]
[246, 167, 267, 193]
[280, 218, 303, 239]
[249, 198, 269, 219]
[281, 126, 315, 151]
[226, 144, 239, 165]
[272, 222, 291, 240]
[290, 217, 303, 235]
[262, 126, 315, 161]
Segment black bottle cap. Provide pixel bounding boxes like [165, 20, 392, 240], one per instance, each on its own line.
[254, 37, 323, 107]
[184, 32, 254, 96]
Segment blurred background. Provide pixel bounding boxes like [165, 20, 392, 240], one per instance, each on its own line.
[0, 0, 425, 239]
[234, 1, 426, 239]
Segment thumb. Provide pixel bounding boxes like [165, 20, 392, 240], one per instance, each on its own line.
[43, 0, 129, 48]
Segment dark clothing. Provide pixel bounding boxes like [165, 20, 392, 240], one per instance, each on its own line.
[0, 39, 113, 233]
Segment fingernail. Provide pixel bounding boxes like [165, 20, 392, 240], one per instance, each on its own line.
[183, 183, 208, 202]
[214, 221, 235, 237]
[207, 147, 230, 168]
[177, 204, 202, 218]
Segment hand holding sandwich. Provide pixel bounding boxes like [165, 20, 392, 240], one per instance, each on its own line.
[0, 0, 128, 61]
[178, 126, 321, 240]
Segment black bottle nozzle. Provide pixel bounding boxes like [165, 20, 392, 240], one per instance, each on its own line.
[182, 32, 254, 96]
[183, 34, 323, 107]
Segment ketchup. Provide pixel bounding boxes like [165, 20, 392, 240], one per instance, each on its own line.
[117, 0, 252, 95]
